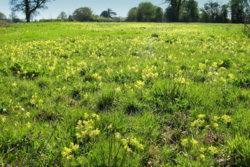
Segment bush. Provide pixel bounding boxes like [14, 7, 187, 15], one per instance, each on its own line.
[72, 7, 93, 22]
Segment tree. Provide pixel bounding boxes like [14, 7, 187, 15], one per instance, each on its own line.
[126, 7, 138, 21]
[165, 0, 184, 22]
[181, 0, 199, 22]
[0, 12, 6, 20]
[200, 1, 230, 23]
[220, 4, 229, 23]
[57, 11, 67, 20]
[200, 1, 221, 22]
[154, 7, 163, 22]
[136, 2, 156, 22]
[230, 0, 249, 23]
[72, 7, 93, 22]
[100, 8, 117, 18]
[10, 0, 53, 22]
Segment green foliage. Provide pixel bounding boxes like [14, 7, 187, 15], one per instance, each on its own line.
[127, 2, 163, 22]
[72, 7, 93, 22]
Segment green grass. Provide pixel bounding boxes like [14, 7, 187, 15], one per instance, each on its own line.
[0, 22, 249, 166]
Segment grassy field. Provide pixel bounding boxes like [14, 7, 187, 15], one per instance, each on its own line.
[0, 22, 249, 166]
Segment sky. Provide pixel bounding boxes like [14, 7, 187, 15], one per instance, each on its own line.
[0, 0, 227, 20]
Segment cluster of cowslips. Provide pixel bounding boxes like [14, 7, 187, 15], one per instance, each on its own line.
[181, 137, 219, 159]
[191, 114, 232, 129]
[61, 142, 80, 160]
[115, 132, 144, 153]
[76, 113, 100, 139]
[142, 65, 159, 81]
[198, 60, 235, 83]
[135, 80, 145, 89]
[191, 114, 206, 128]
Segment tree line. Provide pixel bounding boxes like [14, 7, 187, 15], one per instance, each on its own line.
[0, 0, 249, 23]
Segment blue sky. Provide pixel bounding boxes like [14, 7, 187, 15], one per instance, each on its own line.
[0, 0, 227, 20]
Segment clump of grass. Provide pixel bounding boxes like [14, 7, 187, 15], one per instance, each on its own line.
[148, 80, 195, 113]
[97, 89, 115, 111]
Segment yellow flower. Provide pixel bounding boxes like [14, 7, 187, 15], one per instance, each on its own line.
[199, 63, 206, 70]
[208, 146, 218, 155]
[12, 82, 17, 87]
[115, 87, 121, 93]
[200, 147, 206, 152]
[191, 138, 198, 145]
[213, 123, 219, 129]
[199, 154, 205, 160]
[108, 124, 113, 129]
[1, 116, 6, 123]
[228, 73, 235, 79]
[135, 80, 145, 89]
[26, 112, 30, 118]
[181, 138, 189, 146]
[213, 116, 219, 121]
[27, 122, 32, 129]
[221, 115, 232, 124]
[70, 142, 79, 151]
[198, 114, 205, 119]
[115, 132, 121, 140]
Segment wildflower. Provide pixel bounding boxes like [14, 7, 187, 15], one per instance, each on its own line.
[221, 115, 232, 124]
[198, 114, 205, 119]
[135, 80, 145, 89]
[115, 87, 121, 93]
[108, 124, 113, 129]
[62, 147, 72, 157]
[199, 63, 206, 71]
[26, 112, 30, 118]
[208, 146, 218, 155]
[175, 77, 186, 84]
[191, 138, 198, 145]
[84, 113, 89, 119]
[124, 145, 132, 152]
[181, 138, 189, 146]
[115, 132, 121, 140]
[219, 67, 227, 72]
[12, 82, 17, 87]
[228, 74, 235, 79]
[199, 154, 205, 160]
[27, 122, 32, 129]
[200, 147, 206, 152]
[191, 119, 205, 128]
[213, 123, 219, 129]
[130, 137, 144, 150]
[219, 77, 226, 83]
[213, 116, 220, 121]
[1, 116, 6, 123]
[70, 142, 79, 151]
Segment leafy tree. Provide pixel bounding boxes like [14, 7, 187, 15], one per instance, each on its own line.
[165, 0, 184, 22]
[154, 7, 163, 22]
[72, 7, 93, 22]
[126, 7, 138, 21]
[10, 0, 53, 22]
[0, 12, 6, 20]
[181, 0, 199, 22]
[57, 11, 67, 20]
[200, 1, 230, 23]
[220, 4, 229, 23]
[200, 1, 221, 22]
[100, 8, 117, 18]
[127, 3, 163, 22]
[230, 0, 249, 23]
[136, 2, 156, 22]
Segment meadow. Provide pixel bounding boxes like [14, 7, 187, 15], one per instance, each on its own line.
[0, 22, 249, 166]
